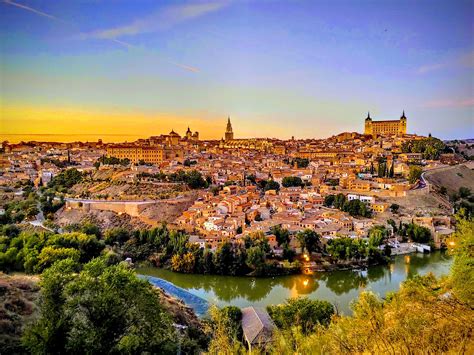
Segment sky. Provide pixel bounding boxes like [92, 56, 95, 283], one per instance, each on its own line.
[0, 0, 473, 142]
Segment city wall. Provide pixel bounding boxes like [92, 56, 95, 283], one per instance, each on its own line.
[66, 200, 153, 217]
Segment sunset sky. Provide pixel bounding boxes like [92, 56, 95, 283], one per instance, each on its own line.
[1, 0, 473, 142]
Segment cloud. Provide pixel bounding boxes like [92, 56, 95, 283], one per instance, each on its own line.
[417, 50, 474, 74]
[422, 98, 474, 108]
[2, 0, 199, 72]
[82, 1, 228, 40]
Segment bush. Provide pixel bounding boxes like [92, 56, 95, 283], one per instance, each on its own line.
[267, 297, 335, 333]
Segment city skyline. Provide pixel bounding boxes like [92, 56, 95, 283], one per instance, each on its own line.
[1, 0, 473, 142]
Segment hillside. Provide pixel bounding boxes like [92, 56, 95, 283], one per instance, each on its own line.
[0, 274, 40, 353]
[425, 164, 474, 196]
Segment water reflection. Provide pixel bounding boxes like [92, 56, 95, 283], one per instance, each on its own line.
[315, 269, 371, 295]
[137, 252, 452, 311]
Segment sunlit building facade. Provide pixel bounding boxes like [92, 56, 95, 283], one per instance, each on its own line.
[364, 111, 407, 137]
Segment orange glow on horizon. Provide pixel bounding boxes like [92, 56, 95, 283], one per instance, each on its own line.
[1, 103, 228, 142]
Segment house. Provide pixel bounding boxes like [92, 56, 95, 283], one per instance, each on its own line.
[241, 307, 275, 352]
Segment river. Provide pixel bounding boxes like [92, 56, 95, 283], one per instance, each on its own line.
[137, 251, 452, 315]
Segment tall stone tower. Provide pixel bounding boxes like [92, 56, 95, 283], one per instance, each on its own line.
[364, 112, 372, 135]
[225, 116, 234, 141]
[399, 110, 407, 135]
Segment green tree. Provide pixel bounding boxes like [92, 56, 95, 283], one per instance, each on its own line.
[408, 165, 423, 184]
[282, 176, 303, 187]
[36, 247, 81, 273]
[267, 297, 334, 334]
[104, 227, 131, 245]
[406, 223, 432, 244]
[324, 194, 335, 207]
[213, 242, 234, 275]
[207, 306, 245, 354]
[48, 168, 83, 191]
[333, 193, 347, 210]
[264, 180, 280, 192]
[23, 258, 176, 354]
[450, 215, 474, 307]
[297, 229, 321, 255]
[368, 225, 388, 246]
[246, 246, 266, 274]
[270, 225, 290, 246]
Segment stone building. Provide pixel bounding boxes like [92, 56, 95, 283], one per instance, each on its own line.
[364, 111, 407, 137]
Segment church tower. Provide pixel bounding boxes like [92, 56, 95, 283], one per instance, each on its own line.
[225, 116, 234, 141]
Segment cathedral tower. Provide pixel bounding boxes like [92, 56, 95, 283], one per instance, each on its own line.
[225, 116, 234, 141]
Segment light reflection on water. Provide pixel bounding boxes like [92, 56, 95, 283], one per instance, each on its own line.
[137, 251, 452, 315]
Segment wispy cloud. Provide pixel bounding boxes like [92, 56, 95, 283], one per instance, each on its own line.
[422, 98, 474, 108]
[2, 0, 200, 72]
[417, 50, 474, 74]
[82, 1, 228, 40]
[2, 0, 70, 24]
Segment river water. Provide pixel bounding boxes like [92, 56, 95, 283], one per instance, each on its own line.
[137, 251, 452, 315]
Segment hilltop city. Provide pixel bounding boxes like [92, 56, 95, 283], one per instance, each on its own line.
[2, 111, 472, 256]
[1, 0, 473, 353]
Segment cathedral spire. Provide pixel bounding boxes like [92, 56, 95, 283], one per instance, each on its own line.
[225, 116, 234, 141]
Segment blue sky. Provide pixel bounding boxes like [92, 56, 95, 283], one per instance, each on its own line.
[1, 0, 473, 141]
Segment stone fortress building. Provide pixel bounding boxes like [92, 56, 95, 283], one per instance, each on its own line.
[364, 111, 407, 137]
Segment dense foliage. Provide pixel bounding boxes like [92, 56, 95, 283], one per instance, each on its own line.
[408, 165, 423, 184]
[401, 136, 446, 160]
[281, 176, 304, 187]
[296, 229, 321, 255]
[109, 227, 298, 277]
[267, 297, 334, 334]
[23, 258, 177, 354]
[258, 179, 281, 192]
[0, 229, 104, 273]
[0, 194, 38, 224]
[326, 235, 388, 264]
[47, 168, 83, 192]
[323, 193, 372, 217]
[94, 155, 130, 167]
[138, 169, 208, 189]
[398, 222, 432, 244]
